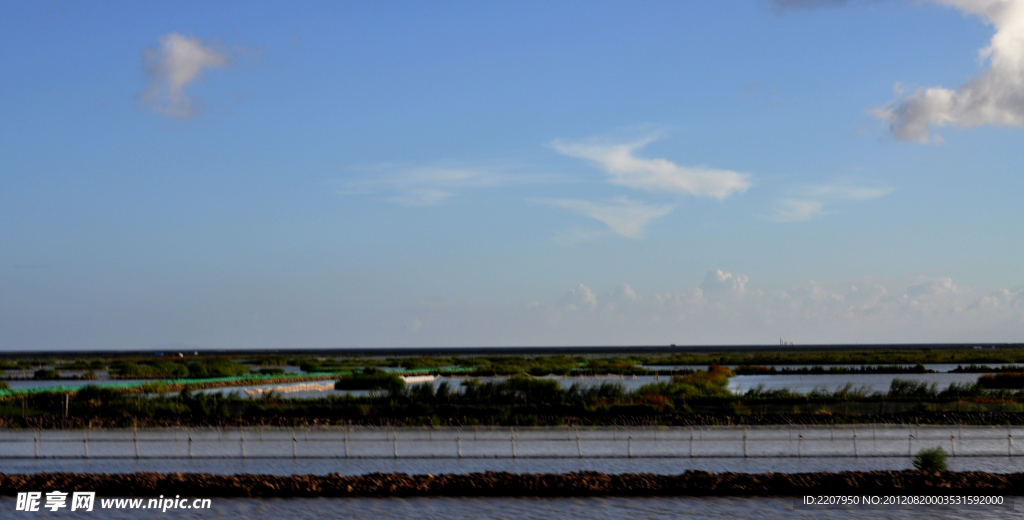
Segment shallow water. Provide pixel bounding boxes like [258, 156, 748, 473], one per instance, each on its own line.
[728, 372, 985, 394]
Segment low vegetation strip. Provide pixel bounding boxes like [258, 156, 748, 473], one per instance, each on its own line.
[7, 368, 1024, 428]
[0, 471, 1021, 497]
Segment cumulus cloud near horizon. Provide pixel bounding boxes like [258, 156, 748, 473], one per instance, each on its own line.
[11, 270, 1021, 349]
[551, 135, 751, 199]
[700, 269, 750, 297]
[368, 270, 1024, 346]
[142, 33, 230, 118]
[874, 0, 1024, 142]
[527, 271, 1024, 345]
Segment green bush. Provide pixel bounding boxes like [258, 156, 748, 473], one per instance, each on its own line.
[110, 361, 188, 378]
[334, 373, 406, 392]
[888, 379, 938, 399]
[913, 446, 948, 471]
[34, 368, 61, 379]
[299, 360, 322, 373]
[186, 359, 250, 378]
[978, 372, 1024, 389]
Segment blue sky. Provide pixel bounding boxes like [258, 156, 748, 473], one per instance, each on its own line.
[2, 0, 1024, 350]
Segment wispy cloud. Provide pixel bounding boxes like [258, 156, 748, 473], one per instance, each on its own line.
[551, 135, 751, 199]
[873, 0, 1024, 143]
[142, 33, 231, 118]
[341, 165, 560, 206]
[537, 198, 674, 238]
[769, 183, 892, 222]
[768, 199, 826, 222]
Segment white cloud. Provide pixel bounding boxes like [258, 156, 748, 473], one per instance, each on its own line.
[874, 0, 1024, 142]
[560, 283, 598, 309]
[342, 165, 558, 206]
[142, 33, 230, 118]
[700, 269, 750, 297]
[551, 135, 751, 199]
[906, 277, 958, 297]
[768, 199, 825, 222]
[614, 283, 640, 302]
[968, 286, 1024, 310]
[538, 197, 674, 238]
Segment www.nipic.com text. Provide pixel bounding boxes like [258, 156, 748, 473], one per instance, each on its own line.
[14, 491, 212, 512]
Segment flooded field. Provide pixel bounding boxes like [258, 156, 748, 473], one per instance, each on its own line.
[4, 364, 1012, 399]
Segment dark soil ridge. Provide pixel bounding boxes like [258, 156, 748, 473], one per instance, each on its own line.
[5, 411, 1024, 429]
[1, 471, 1022, 497]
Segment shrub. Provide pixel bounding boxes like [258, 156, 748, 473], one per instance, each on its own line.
[913, 446, 948, 471]
[938, 382, 982, 399]
[669, 365, 734, 398]
[34, 368, 61, 379]
[186, 359, 250, 378]
[888, 379, 937, 399]
[334, 373, 405, 392]
[299, 360, 322, 373]
[110, 361, 188, 378]
[978, 373, 1024, 389]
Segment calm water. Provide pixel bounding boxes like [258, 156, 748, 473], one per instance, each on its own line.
[728, 372, 985, 394]
[0, 496, 1018, 519]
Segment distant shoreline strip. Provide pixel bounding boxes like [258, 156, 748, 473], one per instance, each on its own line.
[0, 471, 1022, 497]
